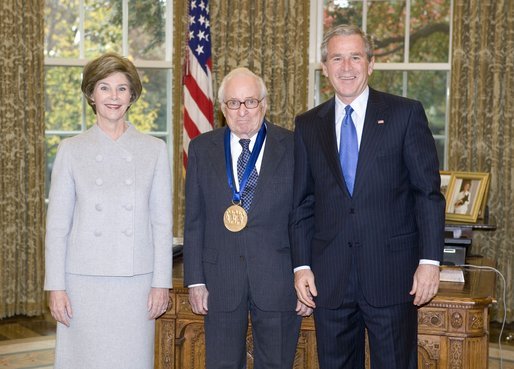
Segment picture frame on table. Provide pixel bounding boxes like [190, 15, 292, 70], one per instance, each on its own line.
[445, 171, 490, 223]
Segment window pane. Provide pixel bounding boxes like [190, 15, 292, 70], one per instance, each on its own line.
[127, 69, 168, 132]
[45, 0, 80, 58]
[84, 0, 122, 58]
[45, 66, 83, 131]
[369, 70, 404, 97]
[409, 0, 451, 63]
[407, 71, 448, 136]
[366, 1, 406, 63]
[323, 0, 363, 33]
[129, 0, 167, 60]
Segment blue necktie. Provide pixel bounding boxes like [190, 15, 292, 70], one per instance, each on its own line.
[339, 105, 358, 195]
[237, 139, 259, 212]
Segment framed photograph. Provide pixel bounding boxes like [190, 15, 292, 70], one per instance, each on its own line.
[439, 170, 453, 200]
[445, 172, 490, 223]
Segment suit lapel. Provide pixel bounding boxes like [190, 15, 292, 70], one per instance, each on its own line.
[317, 99, 349, 195]
[353, 88, 388, 198]
[207, 127, 233, 193]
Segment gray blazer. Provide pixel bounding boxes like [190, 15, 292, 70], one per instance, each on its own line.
[44, 124, 173, 290]
[183, 122, 298, 312]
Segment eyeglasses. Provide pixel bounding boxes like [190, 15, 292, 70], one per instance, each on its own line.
[224, 97, 265, 110]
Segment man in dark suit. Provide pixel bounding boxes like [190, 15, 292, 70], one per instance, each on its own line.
[290, 25, 445, 369]
[184, 67, 312, 369]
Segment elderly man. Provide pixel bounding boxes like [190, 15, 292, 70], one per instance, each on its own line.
[184, 67, 311, 369]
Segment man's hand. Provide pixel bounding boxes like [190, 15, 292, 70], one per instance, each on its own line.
[189, 285, 209, 315]
[296, 300, 314, 317]
[410, 264, 440, 306]
[294, 269, 317, 308]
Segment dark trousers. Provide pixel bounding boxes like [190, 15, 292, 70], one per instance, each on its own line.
[314, 265, 418, 369]
[204, 285, 301, 369]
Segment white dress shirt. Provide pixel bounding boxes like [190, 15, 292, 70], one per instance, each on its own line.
[230, 130, 266, 191]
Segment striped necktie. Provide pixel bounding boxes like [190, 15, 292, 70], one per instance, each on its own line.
[237, 139, 259, 211]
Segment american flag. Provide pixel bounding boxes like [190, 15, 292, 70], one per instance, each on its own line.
[183, 0, 214, 169]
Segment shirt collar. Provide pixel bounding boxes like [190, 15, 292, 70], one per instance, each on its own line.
[334, 87, 369, 123]
[229, 121, 267, 150]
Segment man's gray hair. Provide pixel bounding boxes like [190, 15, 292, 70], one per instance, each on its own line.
[217, 67, 267, 104]
[320, 24, 375, 62]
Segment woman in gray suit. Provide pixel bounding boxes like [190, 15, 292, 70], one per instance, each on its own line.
[44, 53, 173, 369]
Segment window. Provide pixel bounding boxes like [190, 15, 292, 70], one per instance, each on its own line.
[309, 0, 452, 168]
[44, 0, 173, 197]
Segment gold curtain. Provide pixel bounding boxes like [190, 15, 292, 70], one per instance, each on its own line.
[450, 0, 514, 322]
[0, 0, 46, 318]
[172, 0, 310, 236]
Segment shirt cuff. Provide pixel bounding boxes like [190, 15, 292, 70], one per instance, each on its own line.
[294, 265, 311, 273]
[188, 283, 206, 288]
[419, 259, 440, 266]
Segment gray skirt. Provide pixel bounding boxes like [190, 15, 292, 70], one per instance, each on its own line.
[54, 273, 155, 369]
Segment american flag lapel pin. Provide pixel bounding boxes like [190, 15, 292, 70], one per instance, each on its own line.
[377, 119, 385, 125]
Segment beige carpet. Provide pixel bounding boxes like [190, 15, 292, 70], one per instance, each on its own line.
[0, 336, 54, 369]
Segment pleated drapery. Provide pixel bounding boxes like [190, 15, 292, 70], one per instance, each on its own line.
[0, 0, 46, 318]
[449, 0, 514, 321]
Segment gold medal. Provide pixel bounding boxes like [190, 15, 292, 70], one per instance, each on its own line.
[223, 204, 248, 232]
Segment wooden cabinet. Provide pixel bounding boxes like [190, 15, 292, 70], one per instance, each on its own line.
[417, 257, 496, 369]
[155, 257, 495, 369]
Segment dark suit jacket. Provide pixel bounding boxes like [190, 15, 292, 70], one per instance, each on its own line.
[290, 88, 445, 308]
[184, 121, 297, 312]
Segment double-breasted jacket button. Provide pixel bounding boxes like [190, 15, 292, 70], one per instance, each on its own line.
[124, 204, 133, 211]
[95, 203, 103, 211]
[125, 156, 132, 163]
[95, 154, 103, 162]
[123, 229, 133, 237]
[94, 230, 102, 237]
[95, 178, 103, 186]
[125, 178, 133, 186]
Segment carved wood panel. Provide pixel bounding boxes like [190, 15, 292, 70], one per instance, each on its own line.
[418, 308, 448, 334]
[418, 334, 442, 369]
[175, 320, 206, 369]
